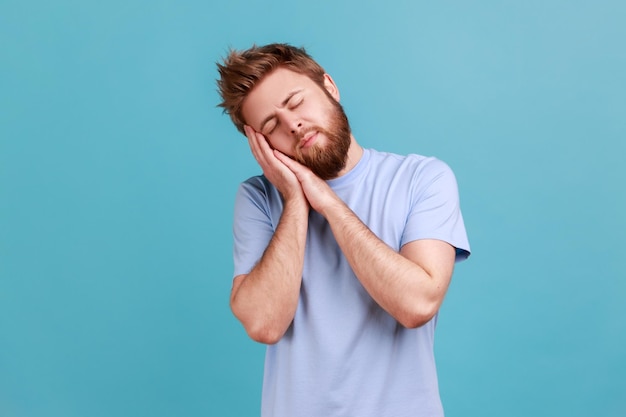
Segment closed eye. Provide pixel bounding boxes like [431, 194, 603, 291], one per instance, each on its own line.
[288, 95, 303, 109]
[263, 118, 278, 135]
[261, 91, 304, 135]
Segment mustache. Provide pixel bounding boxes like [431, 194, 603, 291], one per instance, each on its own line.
[296, 126, 326, 142]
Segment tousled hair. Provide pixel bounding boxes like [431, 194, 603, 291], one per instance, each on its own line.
[216, 43, 326, 134]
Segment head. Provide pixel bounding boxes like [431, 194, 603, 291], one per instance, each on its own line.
[217, 43, 352, 179]
[217, 44, 327, 135]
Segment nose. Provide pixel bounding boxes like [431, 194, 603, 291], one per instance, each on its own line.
[280, 111, 303, 136]
[290, 122, 303, 135]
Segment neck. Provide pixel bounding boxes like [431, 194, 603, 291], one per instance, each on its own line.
[337, 135, 363, 177]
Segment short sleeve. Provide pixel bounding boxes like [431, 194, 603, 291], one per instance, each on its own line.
[401, 159, 471, 262]
[232, 177, 279, 277]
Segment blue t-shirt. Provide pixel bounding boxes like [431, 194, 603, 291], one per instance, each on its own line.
[233, 149, 470, 417]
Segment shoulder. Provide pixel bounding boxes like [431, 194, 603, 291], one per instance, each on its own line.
[235, 175, 283, 221]
[238, 175, 272, 194]
[366, 148, 454, 182]
[235, 175, 273, 210]
[237, 174, 283, 202]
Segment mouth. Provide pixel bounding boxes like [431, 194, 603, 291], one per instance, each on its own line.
[299, 131, 318, 149]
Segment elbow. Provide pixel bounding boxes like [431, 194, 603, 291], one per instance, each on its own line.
[230, 296, 288, 345]
[245, 322, 285, 345]
[231, 303, 286, 344]
[397, 301, 440, 329]
[399, 314, 432, 329]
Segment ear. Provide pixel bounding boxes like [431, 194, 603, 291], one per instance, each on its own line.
[322, 73, 340, 102]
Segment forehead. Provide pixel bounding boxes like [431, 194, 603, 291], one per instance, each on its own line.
[241, 67, 318, 125]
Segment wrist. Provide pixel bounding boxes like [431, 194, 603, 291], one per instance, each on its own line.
[316, 193, 345, 219]
[283, 194, 309, 212]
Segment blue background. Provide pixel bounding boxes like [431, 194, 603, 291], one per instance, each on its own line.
[1, 1, 624, 416]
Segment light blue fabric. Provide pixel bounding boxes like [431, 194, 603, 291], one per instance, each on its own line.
[233, 148, 470, 417]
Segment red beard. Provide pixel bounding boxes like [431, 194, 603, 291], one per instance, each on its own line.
[294, 97, 352, 180]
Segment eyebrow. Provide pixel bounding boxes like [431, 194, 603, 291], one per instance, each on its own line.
[259, 89, 303, 132]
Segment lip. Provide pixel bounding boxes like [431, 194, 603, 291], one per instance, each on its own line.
[300, 131, 318, 149]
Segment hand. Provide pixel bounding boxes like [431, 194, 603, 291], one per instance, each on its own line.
[244, 125, 306, 203]
[274, 150, 341, 215]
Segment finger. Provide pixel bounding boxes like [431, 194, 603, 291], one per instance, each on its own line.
[244, 125, 258, 145]
[244, 125, 261, 159]
[246, 128, 292, 182]
[254, 131, 272, 154]
[245, 126, 272, 166]
[245, 126, 269, 155]
[254, 132, 278, 170]
[274, 150, 307, 173]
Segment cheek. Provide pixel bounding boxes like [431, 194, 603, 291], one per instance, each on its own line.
[267, 134, 295, 155]
[303, 101, 326, 122]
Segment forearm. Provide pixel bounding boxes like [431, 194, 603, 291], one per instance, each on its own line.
[230, 198, 309, 344]
[321, 199, 449, 328]
[271, 149, 454, 328]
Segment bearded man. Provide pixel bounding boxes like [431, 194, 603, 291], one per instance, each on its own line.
[217, 43, 471, 417]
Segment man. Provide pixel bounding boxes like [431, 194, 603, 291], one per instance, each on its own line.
[217, 43, 470, 417]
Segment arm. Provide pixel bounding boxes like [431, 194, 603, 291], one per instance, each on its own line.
[275, 151, 456, 328]
[231, 197, 308, 344]
[230, 127, 309, 344]
[318, 199, 455, 328]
